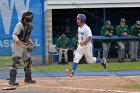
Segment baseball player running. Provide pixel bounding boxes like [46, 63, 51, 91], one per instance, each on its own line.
[9, 11, 35, 85]
[65, 14, 107, 77]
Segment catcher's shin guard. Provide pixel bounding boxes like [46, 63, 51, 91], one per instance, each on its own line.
[9, 57, 20, 85]
[9, 68, 17, 85]
[24, 58, 35, 83]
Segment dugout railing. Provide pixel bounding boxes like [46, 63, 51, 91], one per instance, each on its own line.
[92, 36, 140, 57]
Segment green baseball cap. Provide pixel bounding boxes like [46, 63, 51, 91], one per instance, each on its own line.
[105, 21, 111, 25]
[120, 18, 126, 22]
[136, 20, 140, 25]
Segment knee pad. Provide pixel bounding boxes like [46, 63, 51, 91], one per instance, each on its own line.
[12, 57, 21, 68]
[24, 57, 32, 70]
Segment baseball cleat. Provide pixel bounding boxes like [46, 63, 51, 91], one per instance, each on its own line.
[9, 81, 19, 86]
[65, 69, 74, 77]
[24, 79, 36, 83]
[101, 58, 107, 69]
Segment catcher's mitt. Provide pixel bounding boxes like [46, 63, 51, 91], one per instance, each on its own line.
[27, 45, 35, 52]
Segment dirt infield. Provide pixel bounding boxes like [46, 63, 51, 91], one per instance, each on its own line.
[1, 75, 140, 93]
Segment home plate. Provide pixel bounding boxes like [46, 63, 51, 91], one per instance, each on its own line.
[2, 86, 16, 90]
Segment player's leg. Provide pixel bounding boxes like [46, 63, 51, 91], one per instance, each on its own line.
[65, 45, 83, 77]
[129, 40, 135, 61]
[84, 43, 107, 69]
[9, 42, 23, 85]
[134, 40, 139, 61]
[22, 51, 35, 83]
[117, 41, 125, 61]
[64, 49, 68, 64]
[9, 57, 21, 86]
[102, 42, 108, 59]
[107, 42, 111, 58]
[58, 50, 63, 64]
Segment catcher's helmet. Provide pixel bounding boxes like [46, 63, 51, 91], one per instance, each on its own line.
[21, 11, 33, 22]
[76, 14, 86, 23]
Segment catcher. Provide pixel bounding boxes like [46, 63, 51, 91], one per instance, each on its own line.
[9, 11, 35, 86]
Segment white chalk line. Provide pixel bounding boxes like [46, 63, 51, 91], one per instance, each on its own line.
[39, 78, 96, 82]
[38, 77, 112, 82]
[37, 76, 139, 82]
[20, 85, 140, 93]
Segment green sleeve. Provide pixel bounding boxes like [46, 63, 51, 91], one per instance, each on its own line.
[111, 26, 114, 34]
[56, 39, 60, 48]
[126, 25, 129, 34]
[101, 26, 108, 36]
[72, 38, 78, 50]
[72, 38, 76, 46]
[130, 26, 134, 35]
[67, 38, 70, 48]
[116, 26, 121, 36]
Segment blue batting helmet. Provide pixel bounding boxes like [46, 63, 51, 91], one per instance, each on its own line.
[76, 14, 86, 23]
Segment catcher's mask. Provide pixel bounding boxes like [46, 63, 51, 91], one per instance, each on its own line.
[22, 11, 34, 22]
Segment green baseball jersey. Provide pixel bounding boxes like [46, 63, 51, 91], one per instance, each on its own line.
[116, 25, 129, 36]
[72, 37, 78, 50]
[130, 26, 140, 36]
[56, 37, 70, 49]
[101, 26, 114, 36]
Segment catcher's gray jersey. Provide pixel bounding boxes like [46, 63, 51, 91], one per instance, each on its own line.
[11, 22, 30, 61]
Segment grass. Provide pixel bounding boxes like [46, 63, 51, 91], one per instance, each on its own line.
[33, 62, 140, 73]
[0, 56, 12, 66]
[117, 84, 140, 89]
[1, 56, 140, 73]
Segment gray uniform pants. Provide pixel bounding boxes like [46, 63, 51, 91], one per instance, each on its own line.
[58, 49, 68, 62]
[10, 41, 32, 83]
[129, 40, 140, 60]
[102, 42, 111, 59]
[12, 41, 30, 61]
[117, 41, 125, 60]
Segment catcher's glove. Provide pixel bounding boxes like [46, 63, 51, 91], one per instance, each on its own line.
[27, 45, 35, 52]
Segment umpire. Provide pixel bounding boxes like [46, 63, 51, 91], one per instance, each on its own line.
[9, 11, 35, 86]
[129, 20, 140, 61]
[116, 18, 129, 62]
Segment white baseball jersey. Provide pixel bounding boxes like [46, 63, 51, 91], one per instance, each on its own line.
[78, 24, 92, 43]
[74, 24, 96, 64]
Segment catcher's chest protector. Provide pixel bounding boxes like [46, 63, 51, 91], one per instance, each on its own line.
[18, 22, 32, 43]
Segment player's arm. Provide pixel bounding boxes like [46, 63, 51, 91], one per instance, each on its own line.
[28, 39, 35, 46]
[80, 37, 92, 46]
[12, 23, 26, 49]
[12, 34, 26, 49]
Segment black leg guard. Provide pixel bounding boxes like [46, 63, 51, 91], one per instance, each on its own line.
[24, 58, 35, 83]
[9, 68, 17, 84]
[9, 57, 20, 85]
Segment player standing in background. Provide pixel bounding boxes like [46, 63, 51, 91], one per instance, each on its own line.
[116, 18, 129, 62]
[72, 33, 78, 55]
[101, 21, 114, 59]
[9, 11, 35, 85]
[65, 14, 107, 77]
[129, 20, 140, 61]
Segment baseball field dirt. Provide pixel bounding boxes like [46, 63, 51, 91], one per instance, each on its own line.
[1, 75, 140, 93]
